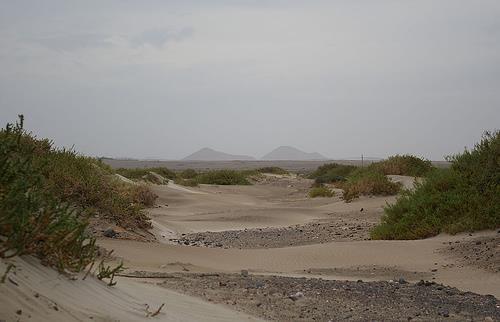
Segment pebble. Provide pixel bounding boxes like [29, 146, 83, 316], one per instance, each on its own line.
[103, 228, 117, 238]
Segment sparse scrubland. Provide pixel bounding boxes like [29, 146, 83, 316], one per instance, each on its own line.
[174, 167, 289, 187]
[196, 169, 252, 185]
[309, 185, 335, 198]
[179, 168, 198, 179]
[372, 131, 500, 239]
[256, 166, 289, 175]
[339, 167, 402, 202]
[116, 167, 175, 184]
[372, 154, 433, 177]
[308, 163, 356, 184]
[0, 116, 155, 272]
[308, 156, 432, 202]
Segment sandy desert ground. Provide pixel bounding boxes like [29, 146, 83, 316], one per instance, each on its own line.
[1, 172, 498, 321]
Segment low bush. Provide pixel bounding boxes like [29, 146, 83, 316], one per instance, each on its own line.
[0, 116, 96, 272]
[371, 131, 500, 239]
[179, 168, 198, 179]
[309, 163, 356, 185]
[116, 167, 176, 183]
[174, 177, 199, 187]
[0, 116, 157, 272]
[196, 170, 251, 185]
[340, 168, 401, 202]
[309, 186, 335, 198]
[41, 151, 154, 230]
[256, 167, 289, 175]
[372, 155, 433, 177]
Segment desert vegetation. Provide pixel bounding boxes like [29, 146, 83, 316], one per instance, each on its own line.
[308, 163, 356, 184]
[371, 154, 433, 177]
[116, 167, 175, 184]
[0, 116, 155, 272]
[372, 131, 500, 239]
[195, 170, 252, 185]
[256, 166, 289, 175]
[309, 185, 335, 198]
[339, 167, 402, 202]
[174, 167, 289, 186]
[174, 169, 252, 186]
[308, 155, 433, 202]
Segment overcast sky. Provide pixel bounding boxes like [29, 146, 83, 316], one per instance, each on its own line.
[1, 1, 499, 160]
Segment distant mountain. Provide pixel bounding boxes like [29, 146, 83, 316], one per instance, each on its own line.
[261, 146, 327, 160]
[182, 148, 255, 161]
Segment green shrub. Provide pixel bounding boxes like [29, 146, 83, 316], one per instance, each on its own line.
[309, 186, 335, 198]
[309, 163, 356, 185]
[196, 170, 251, 185]
[116, 167, 176, 183]
[0, 116, 96, 272]
[340, 168, 401, 202]
[256, 167, 289, 175]
[1, 115, 157, 274]
[372, 155, 433, 177]
[174, 177, 199, 187]
[371, 131, 500, 239]
[179, 168, 198, 179]
[41, 151, 154, 230]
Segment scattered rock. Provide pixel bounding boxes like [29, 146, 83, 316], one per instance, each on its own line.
[438, 309, 450, 317]
[103, 228, 117, 238]
[289, 291, 304, 301]
[160, 273, 500, 321]
[241, 270, 249, 277]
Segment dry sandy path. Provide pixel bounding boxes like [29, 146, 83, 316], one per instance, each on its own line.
[115, 176, 500, 299]
[149, 178, 334, 235]
[100, 231, 500, 298]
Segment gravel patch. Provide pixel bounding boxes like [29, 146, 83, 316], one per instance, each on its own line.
[441, 234, 500, 273]
[173, 220, 376, 249]
[158, 272, 500, 321]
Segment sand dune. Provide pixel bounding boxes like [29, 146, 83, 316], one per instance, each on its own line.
[4, 174, 497, 321]
[0, 257, 261, 322]
[104, 175, 499, 299]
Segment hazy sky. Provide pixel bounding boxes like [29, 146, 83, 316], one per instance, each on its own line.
[1, 1, 499, 160]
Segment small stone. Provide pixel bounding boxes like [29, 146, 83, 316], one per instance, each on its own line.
[484, 317, 494, 322]
[103, 228, 117, 238]
[288, 291, 304, 301]
[16, 310, 22, 315]
[241, 270, 249, 277]
[398, 278, 408, 284]
[438, 309, 449, 317]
